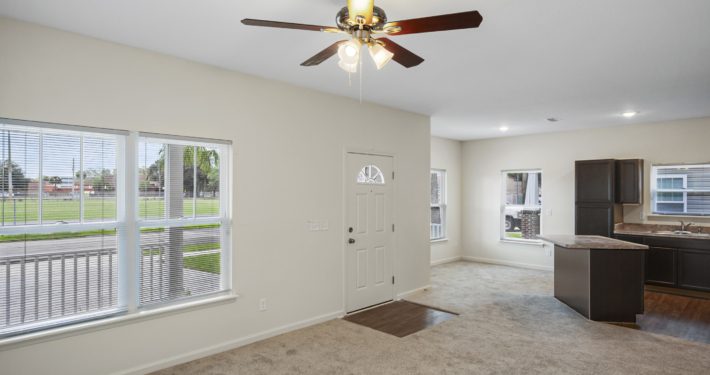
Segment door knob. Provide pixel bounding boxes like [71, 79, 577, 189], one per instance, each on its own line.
[348, 238, 356, 244]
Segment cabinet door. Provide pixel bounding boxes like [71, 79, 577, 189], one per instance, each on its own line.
[576, 203, 613, 236]
[576, 160, 615, 203]
[615, 159, 643, 204]
[645, 246, 677, 286]
[678, 249, 710, 291]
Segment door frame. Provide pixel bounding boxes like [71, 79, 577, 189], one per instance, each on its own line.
[342, 148, 398, 313]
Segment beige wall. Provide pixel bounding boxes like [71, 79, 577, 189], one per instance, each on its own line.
[462, 118, 710, 270]
[430, 136, 462, 264]
[0, 17, 431, 375]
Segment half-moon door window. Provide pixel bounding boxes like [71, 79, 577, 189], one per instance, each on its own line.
[357, 165, 386, 185]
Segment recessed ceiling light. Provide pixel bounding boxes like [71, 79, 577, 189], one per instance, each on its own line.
[622, 111, 639, 118]
[499, 125, 509, 132]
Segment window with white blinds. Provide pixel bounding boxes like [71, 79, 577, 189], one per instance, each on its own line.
[0, 122, 123, 337]
[137, 137, 229, 307]
[0, 119, 231, 339]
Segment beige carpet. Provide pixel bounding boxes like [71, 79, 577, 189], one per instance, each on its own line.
[153, 262, 710, 374]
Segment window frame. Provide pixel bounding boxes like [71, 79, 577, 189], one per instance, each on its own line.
[651, 163, 710, 216]
[0, 118, 233, 342]
[134, 134, 232, 310]
[500, 169, 543, 245]
[430, 169, 447, 241]
[653, 174, 687, 213]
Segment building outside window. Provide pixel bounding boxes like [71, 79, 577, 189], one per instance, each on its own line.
[502, 170, 542, 242]
[430, 169, 446, 240]
[652, 164, 710, 216]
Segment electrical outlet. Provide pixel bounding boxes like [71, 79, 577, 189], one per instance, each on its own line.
[259, 298, 267, 311]
[545, 247, 552, 257]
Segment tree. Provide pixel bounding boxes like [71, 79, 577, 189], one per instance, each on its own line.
[145, 146, 219, 197]
[48, 176, 63, 189]
[85, 169, 116, 193]
[0, 160, 29, 194]
[183, 147, 219, 197]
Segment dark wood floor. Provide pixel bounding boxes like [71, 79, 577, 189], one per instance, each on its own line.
[614, 291, 710, 344]
[343, 301, 458, 338]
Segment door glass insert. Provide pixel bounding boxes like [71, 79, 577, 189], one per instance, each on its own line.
[357, 165, 385, 185]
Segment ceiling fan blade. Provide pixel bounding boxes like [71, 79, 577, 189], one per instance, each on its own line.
[383, 11, 483, 35]
[241, 19, 339, 33]
[377, 38, 424, 68]
[301, 41, 348, 67]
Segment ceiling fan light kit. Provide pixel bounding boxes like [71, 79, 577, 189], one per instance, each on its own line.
[241, 2, 482, 72]
[368, 43, 394, 70]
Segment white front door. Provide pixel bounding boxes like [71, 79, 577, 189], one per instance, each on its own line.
[345, 153, 394, 312]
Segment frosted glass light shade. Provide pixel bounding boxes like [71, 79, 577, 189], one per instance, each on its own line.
[368, 43, 394, 70]
[338, 60, 358, 73]
[338, 40, 361, 65]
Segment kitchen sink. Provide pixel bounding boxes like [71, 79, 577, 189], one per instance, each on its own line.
[652, 230, 710, 238]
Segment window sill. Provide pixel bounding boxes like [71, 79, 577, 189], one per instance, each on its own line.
[0, 293, 238, 351]
[500, 239, 544, 247]
[430, 238, 449, 243]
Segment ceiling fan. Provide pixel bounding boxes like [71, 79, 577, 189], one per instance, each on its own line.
[241, 1, 483, 73]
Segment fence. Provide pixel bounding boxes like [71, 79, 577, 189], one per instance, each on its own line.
[0, 248, 118, 329]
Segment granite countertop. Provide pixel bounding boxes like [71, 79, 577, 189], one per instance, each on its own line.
[614, 223, 710, 241]
[538, 235, 649, 250]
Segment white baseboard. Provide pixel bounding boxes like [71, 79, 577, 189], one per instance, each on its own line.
[116, 310, 344, 375]
[396, 285, 431, 300]
[430, 256, 462, 266]
[462, 256, 553, 272]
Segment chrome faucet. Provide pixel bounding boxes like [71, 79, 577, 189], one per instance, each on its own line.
[679, 221, 694, 232]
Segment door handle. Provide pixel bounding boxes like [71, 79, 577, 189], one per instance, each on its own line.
[348, 238, 356, 244]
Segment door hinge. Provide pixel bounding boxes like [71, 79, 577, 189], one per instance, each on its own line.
[392, 223, 395, 232]
[392, 171, 395, 180]
[392, 276, 395, 285]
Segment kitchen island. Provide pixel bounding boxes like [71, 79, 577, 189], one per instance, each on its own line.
[540, 235, 649, 323]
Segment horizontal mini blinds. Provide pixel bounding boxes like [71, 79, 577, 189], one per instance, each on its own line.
[138, 137, 225, 307]
[655, 164, 710, 215]
[0, 123, 122, 335]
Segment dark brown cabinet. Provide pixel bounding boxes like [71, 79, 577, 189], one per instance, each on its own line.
[576, 203, 615, 237]
[615, 159, 644, 204]
[614, 234, 710, 292]
[678, 249, 710, 291]
[576, 159, 616, 204]
[575, 159, 644, 236]
[645, 246, 677, 286]
[575, 160, 617, 236]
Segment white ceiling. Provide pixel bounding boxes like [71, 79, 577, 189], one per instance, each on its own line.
[1, 0, 710, 140]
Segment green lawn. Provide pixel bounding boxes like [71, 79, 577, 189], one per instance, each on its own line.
[0, 197, 219, 224]
[505, 232, 523, 239]
[183, 253, 221, 274]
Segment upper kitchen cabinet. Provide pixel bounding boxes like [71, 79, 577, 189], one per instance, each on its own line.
[575, 158, 644, 236]
[616, 159, 644, 204]
[576, 159, 616, 203]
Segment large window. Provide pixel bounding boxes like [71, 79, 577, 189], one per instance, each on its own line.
[430, 169, 446, 240]
[502, 170, 542, 242]
[0, 119, 231, 339]
[652, 164, 710, 216]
